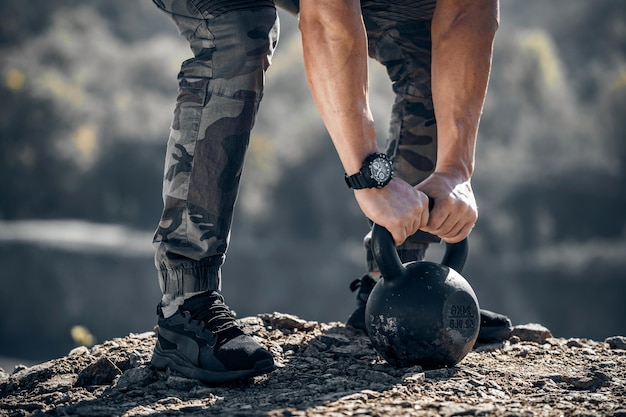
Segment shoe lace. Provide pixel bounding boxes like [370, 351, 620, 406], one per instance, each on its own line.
[349, 274, 377, 292]
[349, 278, 362, 293]
[349, 274, 378, 304]
[187, 292, 241, 336]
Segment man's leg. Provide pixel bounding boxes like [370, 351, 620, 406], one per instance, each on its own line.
[154, 0, 278, 299]
[151, 0, 279, 382]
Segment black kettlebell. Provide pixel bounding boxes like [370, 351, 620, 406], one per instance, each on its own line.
[365, 216, 480, 369]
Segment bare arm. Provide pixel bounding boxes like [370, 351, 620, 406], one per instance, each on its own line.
[299, 0, 429, 244]
[299, 0, 375, 173]
[418, 0, 500, 242]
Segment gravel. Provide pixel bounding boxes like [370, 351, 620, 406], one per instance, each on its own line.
[1, 312, 625, 417]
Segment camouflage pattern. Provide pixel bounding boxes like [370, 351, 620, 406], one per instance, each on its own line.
[362, 0, 438, 186]
[152, 0, 279, 295]
[153, 0, 441, 295]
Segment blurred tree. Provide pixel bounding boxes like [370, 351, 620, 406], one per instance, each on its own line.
[0, 0, 170, 46]
[0, 85, 75, 219]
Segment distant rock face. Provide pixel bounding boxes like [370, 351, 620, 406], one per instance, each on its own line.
[1, 313, 626, 417]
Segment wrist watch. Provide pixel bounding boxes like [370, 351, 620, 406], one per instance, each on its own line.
[344, 152, 393, 189]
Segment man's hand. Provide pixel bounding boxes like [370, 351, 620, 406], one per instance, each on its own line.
[416, 172, 478, 243]
[354, 178, 430, 246]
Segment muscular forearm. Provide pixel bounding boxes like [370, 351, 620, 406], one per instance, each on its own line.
[299, 0, 377, 175]
[298, 0, 430, 244]
[431, 0, 499, 179]
[414, 0, 499, 242]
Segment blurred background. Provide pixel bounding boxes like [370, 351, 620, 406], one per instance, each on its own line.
[0, 0, 624, 370]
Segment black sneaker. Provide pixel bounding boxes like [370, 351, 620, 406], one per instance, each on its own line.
[476, 309, 512, 343]
[345, 274, 378, 330]
[345, 275, 512, 344]
[151, 291, 275, 383]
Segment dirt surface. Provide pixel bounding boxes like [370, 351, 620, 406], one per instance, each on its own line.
[1, 313, 626, 417]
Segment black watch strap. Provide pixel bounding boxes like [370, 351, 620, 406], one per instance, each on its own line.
[344, 172, 371, 189]
[344, 152, 393, 189]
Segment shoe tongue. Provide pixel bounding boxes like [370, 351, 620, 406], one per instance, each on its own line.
[182, 291, 240, 335]
[182, 291, 216, 316]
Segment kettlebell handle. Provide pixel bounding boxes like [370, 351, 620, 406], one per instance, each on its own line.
[370, 200, 469, 281]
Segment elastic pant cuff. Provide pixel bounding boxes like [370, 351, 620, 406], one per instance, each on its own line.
[158, 263, 221, 296]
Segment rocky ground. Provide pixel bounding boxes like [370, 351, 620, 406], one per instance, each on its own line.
[1, 313, 626, 417]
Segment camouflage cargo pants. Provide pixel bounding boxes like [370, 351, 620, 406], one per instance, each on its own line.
[153, 0, 439, 295]
[152, 0, 279, 295]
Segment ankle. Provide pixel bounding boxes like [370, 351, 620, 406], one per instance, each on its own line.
[160, 291, 208, 318]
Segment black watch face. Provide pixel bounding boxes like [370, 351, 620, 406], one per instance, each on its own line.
[370, 157, 392, 184]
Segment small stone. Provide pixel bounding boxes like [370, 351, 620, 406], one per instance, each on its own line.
[13, 364, 28, 373]
[157, 396, 183, 406]
[68, 346, 90, 356]
[75, 357, 122, 387]
[511, 323, 553, 344]
[400, 365, 423, 375]
[262, 312, 313, 331]
[166, 375, 200, 391]
[114, 366, 156, 392]
[559, 371, 611, 391]
[41, 374, 75, 393]
[566, 338, 584, 348]
[332, 345, 366, 358]
[319, 333, 351, 348]
[605, 336, 626, 350]
[403, 372, 425, 384]
[129, 331, 156, 339]
[302, 341, 325, 356]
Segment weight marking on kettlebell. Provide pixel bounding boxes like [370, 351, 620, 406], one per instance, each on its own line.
[443, 291, 479, 339]
[449, 318, 475, 329]
[449, 305, 475, 317]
